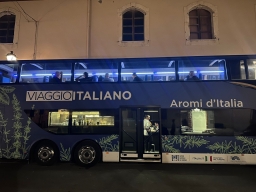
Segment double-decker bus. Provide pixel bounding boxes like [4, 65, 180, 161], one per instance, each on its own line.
[0, 55, 256, 166]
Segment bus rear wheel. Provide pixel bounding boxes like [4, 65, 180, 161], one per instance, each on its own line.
[34, 141, 58, 166]
[74, 141, 101, 167]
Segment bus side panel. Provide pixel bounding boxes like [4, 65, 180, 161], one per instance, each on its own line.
[161, 135, 256, 164]
[52, 135, 120, 162]
[0, 101, 119, 162]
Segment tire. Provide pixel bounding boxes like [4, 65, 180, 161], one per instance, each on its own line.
[34, 141, 58, 166]
[73, 140, 101, 167]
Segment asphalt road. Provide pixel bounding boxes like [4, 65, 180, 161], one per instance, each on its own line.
[0, 160, 256, 192]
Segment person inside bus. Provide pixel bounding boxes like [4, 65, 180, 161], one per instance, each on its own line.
[132, 72, 143, 82]
[98, 75, 103, 82]
[103, 73, 114, 82]
[75, 72, 92, 82]
[151, 121, 159, 152]
[51, 71, 62, 83]
[184, 71, 199, 81]
[91, 75, 98, 82]
[144, 115, 152, 152]
[170, 119, 176, 135]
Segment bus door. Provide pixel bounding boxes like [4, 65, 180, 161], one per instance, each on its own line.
[120, 107, 161, 162]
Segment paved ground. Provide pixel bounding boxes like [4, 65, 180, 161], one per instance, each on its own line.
[0, 160, 256, 192]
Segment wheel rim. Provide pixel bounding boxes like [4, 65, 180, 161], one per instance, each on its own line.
[78, 146, 96, 164]
[38, 146, 54, 163]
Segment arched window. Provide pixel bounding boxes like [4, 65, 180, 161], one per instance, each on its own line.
[122, 9, 144, 41]
[189, 9, 212, 39]
[0, 13, 16, 43]
[118, 3, 149, 46]
[184, 1, 218, 45]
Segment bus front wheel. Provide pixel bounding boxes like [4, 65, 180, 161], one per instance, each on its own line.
[34, 141, 58, 166]
[73, 141, 101, 167]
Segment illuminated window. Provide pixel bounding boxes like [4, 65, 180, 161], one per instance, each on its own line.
[74, 61, 118, 82]
[25, 109, 118, 134]
[178, 59, 227, 81]
[20, 62, 72, 83]
[0, 63, 18, 83]
[72, 111, 114, 126]
[231, 59, 256, 80]
[247, 59, 256, 80]
[121, 60, 176, 82]
[24, 109, 69, 134]
[71, 110, 117, 134]
[230, 60, 246, 80]
[48, 110, 69, 127]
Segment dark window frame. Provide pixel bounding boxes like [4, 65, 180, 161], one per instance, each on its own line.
[122, 9, 145, 41]
[189, 9, 213, 40]
[161, 108, 256, 136]
[0, 13, 16, 43]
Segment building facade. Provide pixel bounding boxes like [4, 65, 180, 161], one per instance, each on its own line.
[0, 0, 256, 60]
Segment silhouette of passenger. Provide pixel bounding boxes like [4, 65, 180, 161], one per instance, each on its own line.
[75, 72, 92, 82]
[51, 71, 62, 83]
[144, 115, 152, 152]
[132, 72, 143, 82]
[171, 119, 176, 135]
[184, 71, 199, 81]
[182, 119, 188, 126]
[91, 75, 98, 82]
[103, 73, 114, 82]
[98, 75, 104, 82]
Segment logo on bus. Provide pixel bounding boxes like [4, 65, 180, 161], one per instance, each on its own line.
[26, 91, 132, 101]
[229, 154, 246, 163]
[230, 156, 240, 161]
[171, 155, 188, 162]
[205, 156, 226, 162]
[190, 155, 206, 162]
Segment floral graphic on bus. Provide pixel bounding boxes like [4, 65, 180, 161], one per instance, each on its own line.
[96, 135, 119, 152]
[0, 86, 15, 105]
[162, 141, 180, 153]
[207, 136, 256, 154]
[12, 94, 24, 159]
[207, 140, 235, 153]
[0, 111, 9, 158]
[0, 86, 32, 159]
[162, 135, 256, 154]
[162, 135, 209, 153]
[60, 143, 71, 161]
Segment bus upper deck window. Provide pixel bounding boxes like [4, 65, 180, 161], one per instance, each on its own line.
[120, 60, 176, 82]
[20, 62, 72, 83]
[247, 59, 256, 80]
[0, 64, 18, 84]
[178, 59, 227, 81]
[74, 62, 118, 83]
[230, 60, 246, 80]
